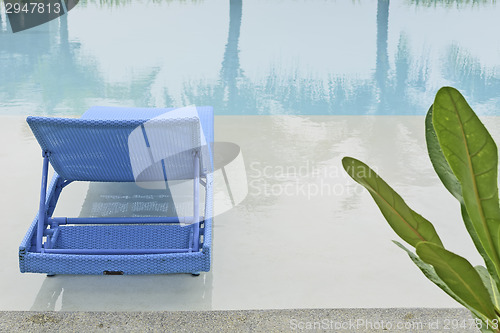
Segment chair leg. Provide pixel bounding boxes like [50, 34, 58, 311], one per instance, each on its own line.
[37, 153, 50, 252]
[192, 151, 201, 251]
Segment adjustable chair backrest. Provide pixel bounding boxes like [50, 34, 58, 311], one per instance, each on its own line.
[27, 116, 203, 182]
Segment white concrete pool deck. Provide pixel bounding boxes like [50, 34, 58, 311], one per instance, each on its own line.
[2, 114, 500, 311]
[0, 308, 478, 332]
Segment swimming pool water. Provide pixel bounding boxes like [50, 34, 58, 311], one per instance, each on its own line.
[1, 0, 500, 116]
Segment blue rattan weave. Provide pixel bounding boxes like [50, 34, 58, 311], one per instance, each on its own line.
[19, 106, 213, 275]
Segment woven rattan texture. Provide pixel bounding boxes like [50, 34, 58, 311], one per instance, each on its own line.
[20, 106, 214, 275]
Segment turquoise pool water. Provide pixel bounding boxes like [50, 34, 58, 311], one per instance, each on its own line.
[1, 0, 500, 116]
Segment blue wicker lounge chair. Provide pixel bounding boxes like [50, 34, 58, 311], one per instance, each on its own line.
[19, 106, 213, 275]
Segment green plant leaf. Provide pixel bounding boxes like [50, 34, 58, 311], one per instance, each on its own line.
[425, 105, 462, 201]
[463, 203, 500, 298]
[426, 104, 500, 293]
[475, 265, 500, 311]
[416, 242, 497, 321]
[433, 87, 500, 275]
[395, 241, 494, 328]
[342, 157, 443, 248]
[394, 241, 468, 307]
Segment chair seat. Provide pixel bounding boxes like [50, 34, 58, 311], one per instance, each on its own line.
[20, 223, 211, 275]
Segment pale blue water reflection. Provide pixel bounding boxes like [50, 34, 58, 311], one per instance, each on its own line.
[1, 0, 500, 115]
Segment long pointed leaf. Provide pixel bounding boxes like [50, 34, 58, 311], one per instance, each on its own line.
[395, 241, 493, 327]
[416, 242, 497, 321]
[425, 105, 462, 200]
[394, 241, 470, 309]
[475, 265, 500, 311]
[426, 104, 500, 292]
[342, 157, 443, 248]
[433, 87, 500, 274]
